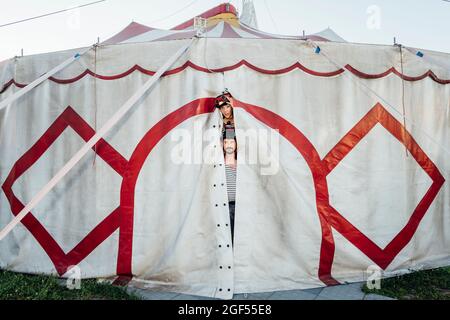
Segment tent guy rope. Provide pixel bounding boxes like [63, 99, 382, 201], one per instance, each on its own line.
[0, 37, 197, 242]
[0, 46, 94, 111]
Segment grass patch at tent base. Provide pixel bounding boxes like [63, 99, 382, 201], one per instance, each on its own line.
[362, 266, 450, 300]
[0, 269, 139, 300]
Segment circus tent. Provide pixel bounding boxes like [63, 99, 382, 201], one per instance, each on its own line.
[0, 3, 449, 300]
[102, 3, 346, 45]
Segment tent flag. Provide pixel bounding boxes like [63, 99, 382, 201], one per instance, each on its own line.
[0, 4, 449, 300]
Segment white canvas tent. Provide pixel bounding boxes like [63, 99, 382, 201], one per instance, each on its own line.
[0, 3, 449, 300]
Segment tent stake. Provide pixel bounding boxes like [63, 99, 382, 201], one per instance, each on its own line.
[0, 37, 197, 242]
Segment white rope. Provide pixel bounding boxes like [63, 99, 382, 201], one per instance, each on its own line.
[398, 44, 409, 157]
[306, 39, 450, 157]
[0, 37, 197, 241]
[0, 46, 94, 111]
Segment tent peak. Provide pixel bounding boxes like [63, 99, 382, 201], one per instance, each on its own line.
[172, 3, 238, 30]
[102, 21, 154, 45]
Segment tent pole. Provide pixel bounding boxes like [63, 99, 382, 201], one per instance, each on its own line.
[0, 45, 94, 111]
[0, 37, 197, 241]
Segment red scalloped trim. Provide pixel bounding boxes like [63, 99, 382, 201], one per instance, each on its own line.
[1, 61, 449, 94]
[344, 64, 450, 84]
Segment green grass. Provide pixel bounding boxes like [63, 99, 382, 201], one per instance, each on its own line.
[0, 269, 140, 300]
[3, 266, 449, 300]
[362, 266, 450, 300]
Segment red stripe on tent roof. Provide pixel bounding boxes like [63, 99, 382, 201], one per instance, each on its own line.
[103, 22, 154, 45]
[172, 3, 237, 30]
[221, 22, 243, 38]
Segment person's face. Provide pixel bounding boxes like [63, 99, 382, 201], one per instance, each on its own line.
[223, 138, 236, 154]
[219, 102, 233, 119]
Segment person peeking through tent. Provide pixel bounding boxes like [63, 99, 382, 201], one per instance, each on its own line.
[215, 89, 235, 129]
[222, 124, 237, 244]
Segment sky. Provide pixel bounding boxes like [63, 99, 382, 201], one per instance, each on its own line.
[0, 0, 449, 62]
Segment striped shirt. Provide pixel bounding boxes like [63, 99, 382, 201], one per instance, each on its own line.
[225, 165, 236, 202]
